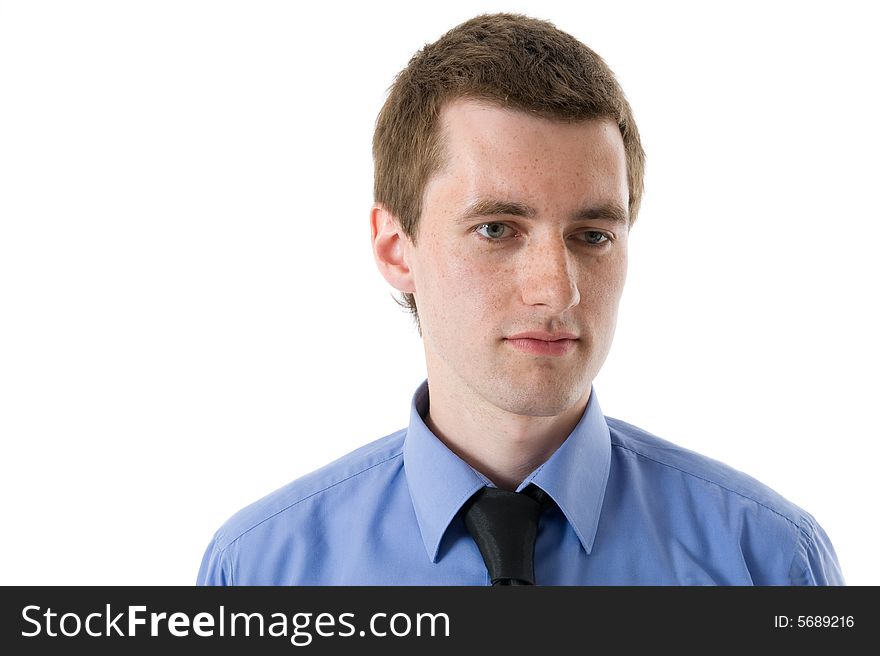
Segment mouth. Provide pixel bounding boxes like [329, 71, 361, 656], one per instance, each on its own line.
[504, 332, 579, 357]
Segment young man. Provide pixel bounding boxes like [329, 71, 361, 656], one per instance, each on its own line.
[197, 13, 844, 585]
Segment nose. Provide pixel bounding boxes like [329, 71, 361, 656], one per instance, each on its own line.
[518, 237, 580, 312]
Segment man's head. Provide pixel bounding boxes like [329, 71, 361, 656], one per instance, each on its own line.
[372, 13, 645, 328]
[371, 13, 642, 419]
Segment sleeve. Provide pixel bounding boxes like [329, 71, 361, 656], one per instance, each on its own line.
[790, 515, 845, 586]
[196, 534, 232, 586]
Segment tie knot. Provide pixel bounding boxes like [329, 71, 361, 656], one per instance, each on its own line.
[462, 484, 552, 585]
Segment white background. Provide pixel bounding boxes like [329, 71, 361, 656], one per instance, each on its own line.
[1, 0, 877, 585]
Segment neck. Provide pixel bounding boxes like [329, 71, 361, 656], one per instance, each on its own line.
[423, 374, 588, 491]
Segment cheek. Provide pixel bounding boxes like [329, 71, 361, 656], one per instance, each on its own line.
[421, 242, 510, 322]
[578, 258, 627, 317]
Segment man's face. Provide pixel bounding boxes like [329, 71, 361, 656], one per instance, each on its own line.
[405, 99, 630, 417]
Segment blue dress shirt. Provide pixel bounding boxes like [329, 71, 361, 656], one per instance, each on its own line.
[197, 381, 844, 585]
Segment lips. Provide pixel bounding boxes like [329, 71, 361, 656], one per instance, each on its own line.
[504, 331, 579, 356]
[506, 331, 578, 341]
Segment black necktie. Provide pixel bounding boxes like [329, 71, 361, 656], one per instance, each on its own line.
[462, 484, 553, 586]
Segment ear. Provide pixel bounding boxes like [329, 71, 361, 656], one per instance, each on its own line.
[370, 204, 416, 294]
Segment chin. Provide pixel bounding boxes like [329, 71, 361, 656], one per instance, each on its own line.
[487, 378, 588, 418]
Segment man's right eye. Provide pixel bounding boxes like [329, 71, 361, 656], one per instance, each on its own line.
[475, 223, 514, 240]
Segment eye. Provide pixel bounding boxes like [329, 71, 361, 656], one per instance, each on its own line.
[577, 230, 611, 245]
[475, 223, 514, 240]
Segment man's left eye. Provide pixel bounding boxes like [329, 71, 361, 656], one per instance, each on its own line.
[579, 231, 610, 245]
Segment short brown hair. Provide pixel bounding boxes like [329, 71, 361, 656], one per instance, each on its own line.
[373, 13, 645, 326]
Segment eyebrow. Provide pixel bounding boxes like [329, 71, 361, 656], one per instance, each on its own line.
[458, 197, 630, 226]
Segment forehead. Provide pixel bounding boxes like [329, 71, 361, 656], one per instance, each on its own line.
[432, 98, 628, 207]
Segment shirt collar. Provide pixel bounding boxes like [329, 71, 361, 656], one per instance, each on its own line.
[403, 379, 611, 563]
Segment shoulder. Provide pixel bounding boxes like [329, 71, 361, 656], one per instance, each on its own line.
[605, 416, 812, 532]
[211, 428, 407, 552]
[603, 416, 844, 584]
